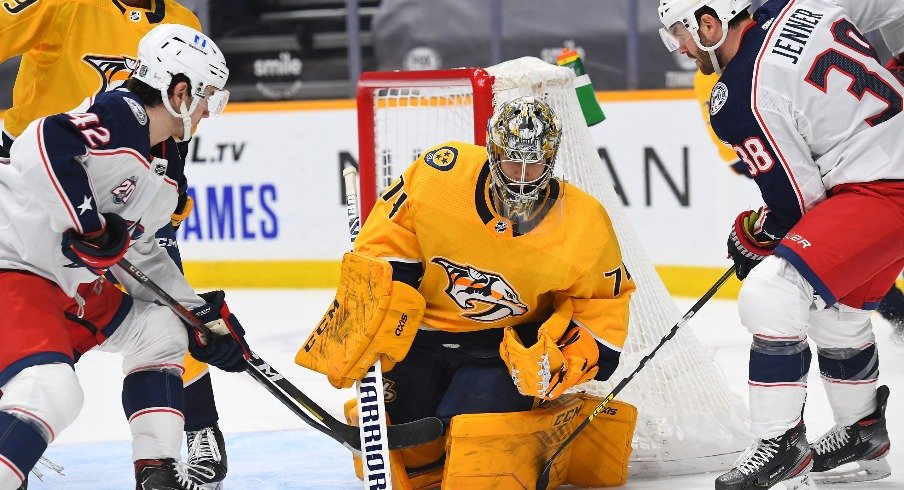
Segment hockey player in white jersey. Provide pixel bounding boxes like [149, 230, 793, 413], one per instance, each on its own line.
[0, 24, 250, 490]
[659, 0, 904, 488]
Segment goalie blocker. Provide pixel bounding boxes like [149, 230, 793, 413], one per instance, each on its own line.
[345, 393, 637, 489]
[295, 252, 426, 388]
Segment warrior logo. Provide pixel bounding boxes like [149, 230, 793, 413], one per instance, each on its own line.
[83, 55, 139, 95]
[432, 257, 527, 322]
[111, 176, 138, 204]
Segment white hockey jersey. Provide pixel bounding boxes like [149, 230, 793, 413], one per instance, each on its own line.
[0, 89, 202, 308]
[710, 0, 904, 237]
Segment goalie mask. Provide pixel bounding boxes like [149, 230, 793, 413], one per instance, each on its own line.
[134, 24, 230, 139]
[487, 96, 562, 226]
[658, 0, 751, 74]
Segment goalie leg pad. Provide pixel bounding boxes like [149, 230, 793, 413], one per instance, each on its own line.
[296, 252, 426, 388]
[345, 398, 445, 490]
[566, 395, 637, 488]
[442, 393, 636, 489]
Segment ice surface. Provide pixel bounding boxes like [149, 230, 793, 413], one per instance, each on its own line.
[31, 291, 904, 489]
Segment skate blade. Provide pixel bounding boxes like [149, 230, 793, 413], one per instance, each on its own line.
[783, 472, 817, 490]
[199, 482, 224, 490]
[812, 458, 892, 484]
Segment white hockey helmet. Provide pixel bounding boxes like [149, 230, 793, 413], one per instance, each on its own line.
[658, 0, 751, 72]
[134, 24, 230, 137]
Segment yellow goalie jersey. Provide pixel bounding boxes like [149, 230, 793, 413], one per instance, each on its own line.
[0, 0, 200, 139]
[354, 141, 634, 351]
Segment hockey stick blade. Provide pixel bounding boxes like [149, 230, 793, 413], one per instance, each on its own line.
[116, 258, 444, 451]
[535, 266, 735, 490]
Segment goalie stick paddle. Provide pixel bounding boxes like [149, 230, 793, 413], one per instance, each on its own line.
[535, 265, 736, 490]
[115, 257, 443, 452]
[344, 165, 394, 489]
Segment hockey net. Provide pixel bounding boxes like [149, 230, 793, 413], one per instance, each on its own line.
[356, 57, 750, 477]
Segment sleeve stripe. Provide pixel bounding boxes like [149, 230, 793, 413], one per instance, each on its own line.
[36, 118, 83, 234]
[752, 0, 807, 215]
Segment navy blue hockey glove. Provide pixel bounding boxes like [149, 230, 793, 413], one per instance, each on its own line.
[61, 212, 130, 275]
[187, 290, 251, 372]
[727, 207, 780, 280]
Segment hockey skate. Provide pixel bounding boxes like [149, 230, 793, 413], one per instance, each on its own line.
[715, 422, 815, 490]
[810, 385, 892, 484]
[186, 424, 227, 489]
[135, 458, 204, 490]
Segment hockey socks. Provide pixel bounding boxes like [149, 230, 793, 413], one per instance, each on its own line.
[183, 372, 219, 432]
[748, 337, 811, 438]
[123, 370, 185, 461]
[0, 411, 47, 487]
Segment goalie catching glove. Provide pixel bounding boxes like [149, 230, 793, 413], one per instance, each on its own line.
[727, 207, 780, 280]
[500, 300, 619, 400]
[295, 252, 426, 389]
[187, 290, 251, 373]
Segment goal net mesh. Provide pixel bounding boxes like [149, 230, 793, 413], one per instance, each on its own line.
[357, 57, 750, 476]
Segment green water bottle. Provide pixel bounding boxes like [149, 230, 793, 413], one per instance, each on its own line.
[556, 48, 606, 126]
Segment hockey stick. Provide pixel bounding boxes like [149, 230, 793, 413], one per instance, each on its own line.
[344, 166, 394, 488]
[535, 265, 736, 490]
[115, 257, 443, 452]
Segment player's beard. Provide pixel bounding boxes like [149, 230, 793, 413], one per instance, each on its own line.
[693, 32, 719, 75]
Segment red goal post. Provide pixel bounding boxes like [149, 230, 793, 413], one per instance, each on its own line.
[356, 68, 494, 222]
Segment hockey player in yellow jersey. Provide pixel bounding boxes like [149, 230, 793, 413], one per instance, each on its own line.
[0, 2, 227, 488]
[297, 97, 638, 489]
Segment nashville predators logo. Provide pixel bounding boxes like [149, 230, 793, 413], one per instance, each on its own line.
[432, 257, 527, 322]
[424, 146, 458, 171]
[83, 55, 140, 95]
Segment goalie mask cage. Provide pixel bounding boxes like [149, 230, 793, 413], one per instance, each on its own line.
[356, 57, 750, 477]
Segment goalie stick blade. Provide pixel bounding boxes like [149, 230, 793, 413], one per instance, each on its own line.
[349, 416, 444, 451]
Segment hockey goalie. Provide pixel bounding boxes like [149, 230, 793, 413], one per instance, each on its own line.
[296, 96, 638, 489]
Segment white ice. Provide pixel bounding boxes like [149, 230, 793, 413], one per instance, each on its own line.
[29, 290, 904, 489]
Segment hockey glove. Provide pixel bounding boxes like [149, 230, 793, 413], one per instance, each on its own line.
[545, 324, 607, 399]
[61, 212, 131, 275]
[171, 192, 194, 230]
[187, 290, 251, 373]
[886, 54, 904, 84]
[727, 207, 779, 280]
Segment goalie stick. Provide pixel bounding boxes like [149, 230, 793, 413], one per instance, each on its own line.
[344, 165, 394, 489]
[536, 265, 736, 490]
[115, 257, 443, 452]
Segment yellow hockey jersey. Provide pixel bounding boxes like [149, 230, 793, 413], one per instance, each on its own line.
[0, 0, 200, 138]
[355, 141, 634, 351]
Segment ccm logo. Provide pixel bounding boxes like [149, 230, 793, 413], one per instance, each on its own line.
[395, 313, 408, 336]
[787, 233, 811, 248]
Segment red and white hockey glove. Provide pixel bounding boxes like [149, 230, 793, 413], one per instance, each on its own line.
[727, 207, 780, 280]
[61, 212, 130, 276]
[886, 54, 904, 84]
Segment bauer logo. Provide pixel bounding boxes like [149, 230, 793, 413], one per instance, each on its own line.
[193, 35, 208, 49]
[424, 146, 458, 171]
[710, 82, 728, 116]
[432, 257, 527, 322]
